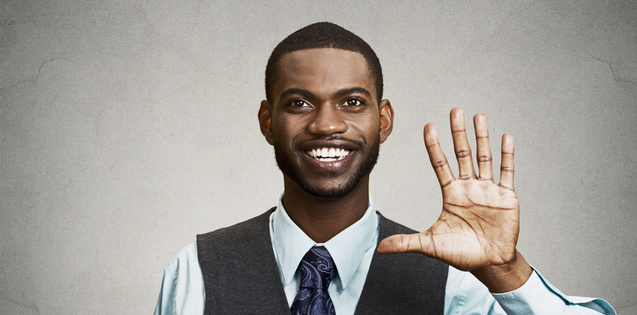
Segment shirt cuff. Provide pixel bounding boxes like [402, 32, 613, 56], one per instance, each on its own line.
[491, 270, 616, 315]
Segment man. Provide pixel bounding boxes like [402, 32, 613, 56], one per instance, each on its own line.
[154, 22, 614, 314]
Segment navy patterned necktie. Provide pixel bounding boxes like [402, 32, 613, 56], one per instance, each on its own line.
[290, 246, 337, 315]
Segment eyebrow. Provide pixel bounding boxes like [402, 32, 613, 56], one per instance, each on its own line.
[279, 88, 315, 100]
[333, 87, 372, 99]
[279, 87, 372, 101]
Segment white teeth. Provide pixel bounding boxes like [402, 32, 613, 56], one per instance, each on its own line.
[307, 148, 351, 161]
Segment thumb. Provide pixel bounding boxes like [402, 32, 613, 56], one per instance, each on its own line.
[377, 232, 432, 255]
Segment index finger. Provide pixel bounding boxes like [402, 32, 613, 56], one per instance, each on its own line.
[424, 122, 455, 188]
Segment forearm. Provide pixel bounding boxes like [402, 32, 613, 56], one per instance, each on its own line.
[491, 269, 616, 315]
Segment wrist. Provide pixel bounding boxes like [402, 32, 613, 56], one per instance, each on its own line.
[470, 251, 533, 293]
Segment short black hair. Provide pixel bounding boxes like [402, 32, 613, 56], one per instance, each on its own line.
[265, 22, 383, 104]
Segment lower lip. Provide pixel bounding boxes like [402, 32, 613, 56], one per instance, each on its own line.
[302, 151, 356, 172]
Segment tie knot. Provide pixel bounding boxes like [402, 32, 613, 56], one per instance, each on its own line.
[298, 246, 337, 290]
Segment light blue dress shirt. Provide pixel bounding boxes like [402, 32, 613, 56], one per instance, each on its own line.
[154, 197, 615, 315]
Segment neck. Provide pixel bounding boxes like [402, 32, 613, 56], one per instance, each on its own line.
[282, 177, 370, 243]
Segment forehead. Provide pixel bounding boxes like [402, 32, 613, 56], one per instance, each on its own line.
[273, 48, 375, 101]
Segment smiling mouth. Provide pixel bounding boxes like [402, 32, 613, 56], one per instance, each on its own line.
[306, 148, 351, 161]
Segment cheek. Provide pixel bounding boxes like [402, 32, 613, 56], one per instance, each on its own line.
[271, 121, 298, 146]
[273, 116, 306, 136]
[349, 117, 381, 139]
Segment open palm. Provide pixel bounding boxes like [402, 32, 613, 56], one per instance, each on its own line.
[378, 108, 519, 272]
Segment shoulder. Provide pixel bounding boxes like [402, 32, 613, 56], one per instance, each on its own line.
[163, 205, 273, 278]
[197, 208, 275, 244]
[164, 242, 200, 280]
[196, 209, 277, 269]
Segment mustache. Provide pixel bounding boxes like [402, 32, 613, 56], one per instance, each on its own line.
[295, 135, 366, 151]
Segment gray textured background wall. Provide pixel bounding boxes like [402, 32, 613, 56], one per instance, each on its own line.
[1, 1, 635, 314]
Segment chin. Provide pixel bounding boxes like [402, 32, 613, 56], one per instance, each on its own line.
[273, 134, 381, 199]
[298, 179, 362, 199]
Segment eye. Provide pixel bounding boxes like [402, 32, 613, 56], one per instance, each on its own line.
[290, 99, 310, 108]
[343, 99, 363, 107]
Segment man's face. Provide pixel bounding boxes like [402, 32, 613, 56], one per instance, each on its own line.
[259, 48, 393, 198]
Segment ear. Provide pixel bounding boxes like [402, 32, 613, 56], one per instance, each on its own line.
[258, 100, 275, 145]
[379, 99, 394, 144]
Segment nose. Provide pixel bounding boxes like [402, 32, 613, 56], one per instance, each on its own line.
[306, 104, 348, 136]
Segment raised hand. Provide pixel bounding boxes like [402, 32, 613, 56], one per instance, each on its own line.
[377, 107, 532, 292]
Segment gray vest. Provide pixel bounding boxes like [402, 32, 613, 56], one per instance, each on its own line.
[197, 208, 448, 314]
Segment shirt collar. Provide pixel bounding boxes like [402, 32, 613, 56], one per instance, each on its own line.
[271, 195, 379, 289]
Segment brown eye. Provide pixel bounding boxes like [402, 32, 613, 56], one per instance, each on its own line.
[344, 99, 362, 107]
[291, 100, 310, 108]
